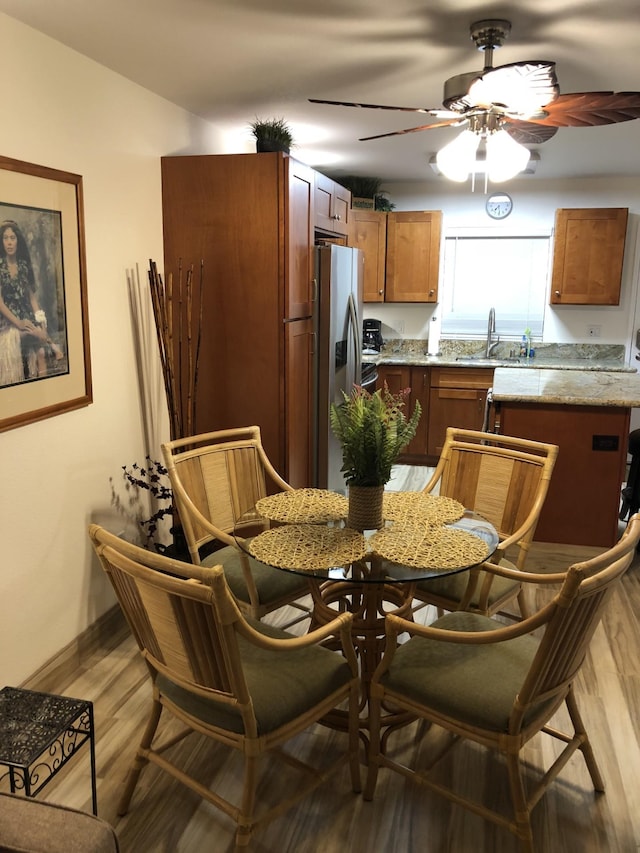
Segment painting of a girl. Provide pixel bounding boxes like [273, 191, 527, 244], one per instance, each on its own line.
[0, 218, 65, 386]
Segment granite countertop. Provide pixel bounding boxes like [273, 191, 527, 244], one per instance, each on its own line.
[366, 340, 636, 373]
[492, 368, 640, 407]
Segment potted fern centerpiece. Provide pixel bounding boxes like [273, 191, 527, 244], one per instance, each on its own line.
[330, 384, 422, 530]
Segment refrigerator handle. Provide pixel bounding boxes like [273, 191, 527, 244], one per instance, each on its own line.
[348, 292, 361, 385]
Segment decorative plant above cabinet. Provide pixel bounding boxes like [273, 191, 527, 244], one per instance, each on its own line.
[249, 117, 295, 154]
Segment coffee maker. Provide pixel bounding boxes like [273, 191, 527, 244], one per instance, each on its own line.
[363, 318, 384, 353]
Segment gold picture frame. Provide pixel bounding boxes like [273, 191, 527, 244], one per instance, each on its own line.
[0, 156, 91, 431]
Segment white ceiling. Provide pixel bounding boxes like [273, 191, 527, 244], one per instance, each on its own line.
[0, 0, 639, 184]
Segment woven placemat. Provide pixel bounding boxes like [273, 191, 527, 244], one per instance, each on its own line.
[383, 492, 465, 525]
[249, 524, 366, 570]
[369, 524, 489, 571]
[255, 489, 348, 523]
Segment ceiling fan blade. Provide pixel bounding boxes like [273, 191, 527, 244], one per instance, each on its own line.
[462, 61, 558, 116]
[359, 118, 466, 142]
[308, 97, 439, 115]
[529, 92, 640, 127]
[503, 120, 559, 145]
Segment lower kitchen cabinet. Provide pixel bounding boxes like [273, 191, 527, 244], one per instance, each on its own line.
[427, 368, 494, 459]
[377, 365, 430, 459]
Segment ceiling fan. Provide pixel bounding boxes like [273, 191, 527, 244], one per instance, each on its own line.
[309, 19, 640, 181]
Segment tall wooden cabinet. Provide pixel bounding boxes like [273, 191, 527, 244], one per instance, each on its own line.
[351, 209, 442, 303]
[161, 152, 316, 487]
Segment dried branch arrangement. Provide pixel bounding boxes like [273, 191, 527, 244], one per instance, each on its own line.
[147, 258, 204, 440]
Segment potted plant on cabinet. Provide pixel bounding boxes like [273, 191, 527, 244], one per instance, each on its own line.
[330, 384, 422, 530]
[249, 117, 295, 153]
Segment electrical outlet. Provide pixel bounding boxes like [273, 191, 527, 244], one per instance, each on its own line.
[587, 325, 601, 338]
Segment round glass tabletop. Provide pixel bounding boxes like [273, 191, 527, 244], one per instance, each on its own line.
[234, 491, 499, 584]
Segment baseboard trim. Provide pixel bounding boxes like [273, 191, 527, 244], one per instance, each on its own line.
[21, 605, 129, 695]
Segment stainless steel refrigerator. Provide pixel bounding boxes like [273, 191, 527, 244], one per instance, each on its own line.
[313, 244, 364, 494]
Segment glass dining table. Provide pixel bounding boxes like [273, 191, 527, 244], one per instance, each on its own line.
[233, 488, 499, 740]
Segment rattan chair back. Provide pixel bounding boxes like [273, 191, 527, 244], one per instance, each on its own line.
[365, 514, 640, 853]
[89, 524, 360, 850]
[162, 425, 290, 563]
[425, 428, 558, 569]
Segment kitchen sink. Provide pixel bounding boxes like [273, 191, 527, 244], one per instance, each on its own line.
[455, 356, 522, 364]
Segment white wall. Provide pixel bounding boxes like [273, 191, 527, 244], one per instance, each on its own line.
[0, 15, 220, 686]
[365, 177, 640, 362]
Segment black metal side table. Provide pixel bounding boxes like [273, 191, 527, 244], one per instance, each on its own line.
[0, 686, 97, 814]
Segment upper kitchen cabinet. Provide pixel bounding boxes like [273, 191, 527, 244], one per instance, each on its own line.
[160, 152, 315, 484]
[550, 208, 628, 305]
[351, 209, 386, 302]
[351, 209, 442, 303]
[314, 172, 350, 237]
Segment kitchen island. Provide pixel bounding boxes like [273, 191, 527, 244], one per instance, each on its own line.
[491, 368, 640, 547]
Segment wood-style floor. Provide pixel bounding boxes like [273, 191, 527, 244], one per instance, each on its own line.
[7, 467, 640, 853]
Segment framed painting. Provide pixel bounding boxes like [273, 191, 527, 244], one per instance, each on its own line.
[0, 156, 91, 431]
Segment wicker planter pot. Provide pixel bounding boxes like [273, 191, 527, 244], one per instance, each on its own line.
[348, 484, 384, 531]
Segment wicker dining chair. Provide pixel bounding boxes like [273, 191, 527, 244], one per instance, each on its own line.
[413, 427, 558, 619]
[89, 524, 361, 852]
[162, 425, 312, 627]
[364, 514, 640, 853]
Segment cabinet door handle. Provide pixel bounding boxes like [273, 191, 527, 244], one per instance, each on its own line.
[333, 214, 342, 221]
[554, 290, 561, 297]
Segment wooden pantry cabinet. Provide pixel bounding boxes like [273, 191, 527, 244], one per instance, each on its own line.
[161, 152, 315, 487]
[550, 208, 628, 305]
[350, 209, 442, 303]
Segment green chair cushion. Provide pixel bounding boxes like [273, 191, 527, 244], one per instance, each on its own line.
[202, 545, 310, 606]
[416, 558, 520, 609]
[382, 611, 553, 732]
[157, 618, 352, 736]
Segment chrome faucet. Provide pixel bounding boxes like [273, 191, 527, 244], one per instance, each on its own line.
[486, 307, 499, 357]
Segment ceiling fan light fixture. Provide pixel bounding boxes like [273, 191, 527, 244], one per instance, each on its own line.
[485, 129, 530, 182]
[435, 129, 480, 181]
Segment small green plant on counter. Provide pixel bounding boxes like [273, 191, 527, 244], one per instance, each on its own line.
[330, 384, 422, 486]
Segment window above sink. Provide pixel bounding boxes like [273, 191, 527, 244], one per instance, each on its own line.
[440, 229, 551, 339]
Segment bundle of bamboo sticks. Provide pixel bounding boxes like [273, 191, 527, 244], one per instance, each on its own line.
[147, 258, 203, 440]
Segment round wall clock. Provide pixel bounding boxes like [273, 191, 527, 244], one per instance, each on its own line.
[486, 192, 513, 220]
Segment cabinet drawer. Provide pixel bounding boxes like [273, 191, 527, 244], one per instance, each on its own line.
[430, 367, 494, 389]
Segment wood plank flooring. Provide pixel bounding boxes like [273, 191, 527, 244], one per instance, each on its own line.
[6, 467, 640, 852]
